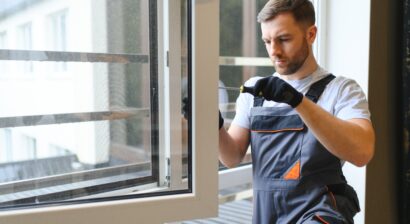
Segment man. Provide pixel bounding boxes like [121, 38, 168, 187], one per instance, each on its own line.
[218, 0, 375, 223]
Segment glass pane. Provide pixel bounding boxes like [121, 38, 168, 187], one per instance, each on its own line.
[219, 0, 274, 167]
[0, 0, 190, 210]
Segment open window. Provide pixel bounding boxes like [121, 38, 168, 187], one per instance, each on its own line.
[0, 0, 219, 223]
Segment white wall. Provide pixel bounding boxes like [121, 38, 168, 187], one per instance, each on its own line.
[323, 1, 371, 223]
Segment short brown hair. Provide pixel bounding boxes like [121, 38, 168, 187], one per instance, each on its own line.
[257, 0, 315, 27]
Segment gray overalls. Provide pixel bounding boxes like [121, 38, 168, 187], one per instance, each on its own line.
[250, 75, 360, 224]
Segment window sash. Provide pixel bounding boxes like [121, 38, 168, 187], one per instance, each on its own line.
[0, 0, 219, 223]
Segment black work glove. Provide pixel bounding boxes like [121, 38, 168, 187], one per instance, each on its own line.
[182, 97, 189, 119]
[253, 76, 303, 108]
[183, 97, 224, 130]
[219, 110, 224, 130]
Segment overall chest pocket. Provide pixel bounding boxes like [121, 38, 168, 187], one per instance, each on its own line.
[250, 113, 306, 179]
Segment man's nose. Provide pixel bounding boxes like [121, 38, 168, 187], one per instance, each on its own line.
[270, 42, 281, 57]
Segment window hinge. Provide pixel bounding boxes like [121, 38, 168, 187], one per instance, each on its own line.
[166, 51, 169, 67]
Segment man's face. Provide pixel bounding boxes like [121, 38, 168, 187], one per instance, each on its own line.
[261, 12, 312, 76]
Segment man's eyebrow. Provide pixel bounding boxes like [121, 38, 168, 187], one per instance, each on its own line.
[276, 34, 292, 38]
[262, 33, 292, 41]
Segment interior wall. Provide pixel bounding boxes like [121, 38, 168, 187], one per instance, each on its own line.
[324, 1, 371, 223]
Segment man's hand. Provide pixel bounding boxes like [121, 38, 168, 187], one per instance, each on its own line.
[182, 97, 190, 119]
[218, 110, 224, 130]
[182, 97, 224, 129]
[253, 76, 303, 108]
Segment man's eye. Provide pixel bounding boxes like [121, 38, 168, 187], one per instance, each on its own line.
[279, 38, 290, 42]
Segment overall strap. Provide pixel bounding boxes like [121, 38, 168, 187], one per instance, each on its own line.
[305, 74, 335, 103]
[253, 97, 265, 107]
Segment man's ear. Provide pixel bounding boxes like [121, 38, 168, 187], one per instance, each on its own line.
[306, 25, 317, 44]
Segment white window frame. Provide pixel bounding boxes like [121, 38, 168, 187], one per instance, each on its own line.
[312, 0, 327, 68]
[0, 1, 219, 223]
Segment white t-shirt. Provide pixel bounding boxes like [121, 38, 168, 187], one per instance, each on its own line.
[231, 67, 371, 129]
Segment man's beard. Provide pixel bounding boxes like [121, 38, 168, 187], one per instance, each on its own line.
[274, 40, 309, 75]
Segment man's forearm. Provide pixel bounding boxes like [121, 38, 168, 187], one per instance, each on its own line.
[219, 126, 249, 168]
[295, 97, 375, 167]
